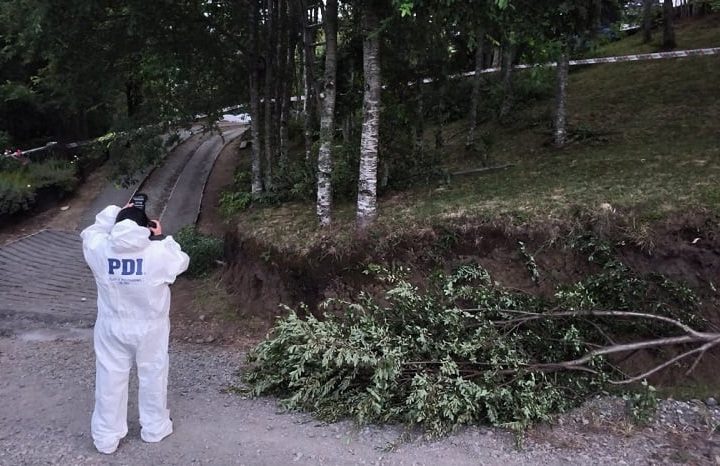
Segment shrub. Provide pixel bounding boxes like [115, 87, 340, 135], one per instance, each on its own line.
[27, 159, 78, 194]
[0, 130, 11, 149]
[219, 191, 252, 217]
[0, 171, 36, 216]
[0, 159, 79, 216]
[624, 380, 658, 426]
[174, 226, 224, 278]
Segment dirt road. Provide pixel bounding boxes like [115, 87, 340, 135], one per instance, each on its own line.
[1, 334, 686, 466]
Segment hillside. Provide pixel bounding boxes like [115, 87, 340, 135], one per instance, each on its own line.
[211, 17, 720, 396]
[232, 14, 720, 253]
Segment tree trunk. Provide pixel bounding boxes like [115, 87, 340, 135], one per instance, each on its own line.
[413, 76, 424, 157]
[434, 76, 446, 149]
[466, 29, 485, 153]
[316, 0, 338, 227]
[662, 0, 676, 49]
[491, 46, 501, 68]
[263, 0, 277, 190]
[498, 41, 515, 120]
[249, 0, 263, 195]
[343, 55, 356, 145]
[591, 0, 603, 38]
[275, 0, 288, 169]
[642, 0, 655, 44]
[301, 0, 317, 161]
[554, 51, 569, 148]
[279, 4, 297, 168]
[357, 4, 381, 229]
[125, 80, 142, 118]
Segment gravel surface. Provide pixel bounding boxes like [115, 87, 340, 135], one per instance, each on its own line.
[2, 335, 719, 465]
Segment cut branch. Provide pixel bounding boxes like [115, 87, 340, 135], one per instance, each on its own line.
[611, 337, 720, 385]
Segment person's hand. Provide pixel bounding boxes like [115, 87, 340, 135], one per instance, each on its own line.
[123, 201, 134, 209]
[149, 219, 162, 236]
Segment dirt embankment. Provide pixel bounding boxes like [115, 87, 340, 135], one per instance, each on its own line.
[222, 212, 720, 385]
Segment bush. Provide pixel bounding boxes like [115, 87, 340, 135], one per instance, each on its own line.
[0, 171, 36, 216]
[27, 159, 78, 194]
[0, 130, 11, 149]
[0, 159, 78, 217]
[174, 226, 224, 278]
[219, 191, 252, 217]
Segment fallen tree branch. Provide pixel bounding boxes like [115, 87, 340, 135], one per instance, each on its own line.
[449, 164, 514, 177]
[490, 309, 709, 339]
[611, 337, 720, 385]
[477, 309, 720, 384]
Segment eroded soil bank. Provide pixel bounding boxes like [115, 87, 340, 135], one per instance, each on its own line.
[222, 212, 720, 387]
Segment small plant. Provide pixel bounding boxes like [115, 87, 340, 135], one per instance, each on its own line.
[174, 226, 224, 278]
[624, 380, 658, 426]
[219, 191, 252, 217]
[518, 241, 540, 284]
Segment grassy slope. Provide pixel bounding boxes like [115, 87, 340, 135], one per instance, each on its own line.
[237, 15, 720, 252]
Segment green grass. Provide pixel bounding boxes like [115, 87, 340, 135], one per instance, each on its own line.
[235, 15, 720, 253]
[592, 14, 720, 56]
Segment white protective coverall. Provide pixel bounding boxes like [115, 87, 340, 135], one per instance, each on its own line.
[81, 205, 189, 454]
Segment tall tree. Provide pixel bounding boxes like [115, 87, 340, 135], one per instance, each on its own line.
[279, 0, 297, 167]
[301, 0, 319, 161]
[263, 0, 277, 190]
[554, 50, 570, 147]
[466, 27, 486, 156]
[498, 37, 515, 120]
[662, 0, 677, 49]
[317, 0, 339, 226]
[357, 2, 382, 229]
[249, 0, 264, 195]
[642, 0, 656, 43]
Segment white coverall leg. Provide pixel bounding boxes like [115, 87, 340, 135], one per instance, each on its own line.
[136, 319, 172, 442]
[91, 318, 173, 451]
[91, 319, 132, 454]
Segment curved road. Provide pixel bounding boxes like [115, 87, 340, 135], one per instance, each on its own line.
[0, 124, 246, 336]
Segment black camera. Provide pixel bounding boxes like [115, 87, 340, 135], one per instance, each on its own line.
[132, 192, 148, 211]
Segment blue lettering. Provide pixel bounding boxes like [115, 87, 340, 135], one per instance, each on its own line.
[108, 258, 144, 275]
[121, 259, 136, 275]
[108, 258, 121, 275]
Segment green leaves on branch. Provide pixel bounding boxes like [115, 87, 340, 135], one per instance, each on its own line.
[244, 246, 702, 436]
[394, 0, 510, 16]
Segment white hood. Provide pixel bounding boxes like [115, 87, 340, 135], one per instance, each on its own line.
[109, 219, 151, 253]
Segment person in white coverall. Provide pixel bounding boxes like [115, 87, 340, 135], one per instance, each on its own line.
[81, 203, 189, 454]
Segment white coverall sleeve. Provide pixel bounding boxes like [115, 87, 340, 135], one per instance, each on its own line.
[155, 236, 190, 284]
[81, 205, 122, 266]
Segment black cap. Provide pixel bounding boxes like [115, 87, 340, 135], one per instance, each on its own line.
[115, 206, 149, 228]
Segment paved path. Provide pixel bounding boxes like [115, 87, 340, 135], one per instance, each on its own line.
[78, 127, 198, 230]
[160, 126, 245, 234]
[0, 124, 246, 336]
[0, 230, 96, 329]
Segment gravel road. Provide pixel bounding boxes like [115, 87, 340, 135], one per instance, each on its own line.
[2, 335, 717, 466]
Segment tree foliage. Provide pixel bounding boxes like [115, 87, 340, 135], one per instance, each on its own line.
[244, 238, 706, 435]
